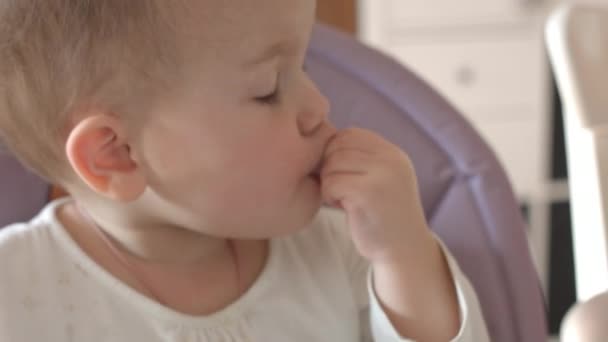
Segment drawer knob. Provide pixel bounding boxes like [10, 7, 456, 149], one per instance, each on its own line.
[455, 65, 476, 87]
[520, 0, 544, 9]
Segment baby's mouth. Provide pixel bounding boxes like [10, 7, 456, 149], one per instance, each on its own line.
[309, 160, 323, 183]
[310, 172, 321, 183]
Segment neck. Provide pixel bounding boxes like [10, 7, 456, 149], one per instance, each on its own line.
[57, 201, 271, 314]
[67, 201, 232, 266]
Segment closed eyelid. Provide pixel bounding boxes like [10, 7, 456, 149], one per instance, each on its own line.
[243, 41, 290, 69]
[254, 74, 281, 104]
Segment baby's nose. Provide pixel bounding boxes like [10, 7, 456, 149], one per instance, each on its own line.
[297, 88, 330, 137]
[297, 109, 329, 137]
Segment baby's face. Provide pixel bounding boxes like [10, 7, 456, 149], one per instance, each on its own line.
[132, 0, 335, 238]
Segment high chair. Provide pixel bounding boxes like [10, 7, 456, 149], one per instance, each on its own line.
[546, 3, 608, 340]
[0, 23, 547, 342]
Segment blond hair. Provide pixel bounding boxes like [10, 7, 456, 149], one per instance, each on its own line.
[0, 1, 181, 183]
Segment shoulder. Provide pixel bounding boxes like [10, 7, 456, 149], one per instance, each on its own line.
[0, 202, 99, 340]
[0, 200, 85, 302]
[0, 201, 66, 279]
[0, 214, 53, 258]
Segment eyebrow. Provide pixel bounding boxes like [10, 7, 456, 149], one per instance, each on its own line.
[243, 41, 290, 68]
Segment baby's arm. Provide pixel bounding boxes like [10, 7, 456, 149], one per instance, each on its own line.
[366, 238, 490, 341]
[320, 128, 489, 341]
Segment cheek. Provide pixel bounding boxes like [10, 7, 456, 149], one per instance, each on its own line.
[211, 137, 306, 203]
[238, 135, 304, 180]
[227, 150, 293, 192]
[198, 165, 290, 226]
[139, 118, 227, 179]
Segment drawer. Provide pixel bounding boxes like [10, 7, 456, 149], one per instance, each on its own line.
[385, 0, 549, 29]
[464, 103, 544, 125]
[385, 37, 548, 122]
[475, 119, 548, 199]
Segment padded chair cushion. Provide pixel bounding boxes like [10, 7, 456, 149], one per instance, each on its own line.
[0, 150, 48, 226]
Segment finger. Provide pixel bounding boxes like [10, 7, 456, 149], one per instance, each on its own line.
[322, 149, 375, 176]
[320, 173, 366, 208]
[323, 146, 375, 164]
[326, 128, 382, 151]
[324, 128, 388, 156]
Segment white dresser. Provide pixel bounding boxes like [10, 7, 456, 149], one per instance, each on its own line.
[357, 0, 560, 294]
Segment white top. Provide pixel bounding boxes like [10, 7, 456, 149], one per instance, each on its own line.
[0, 199, 489, 341]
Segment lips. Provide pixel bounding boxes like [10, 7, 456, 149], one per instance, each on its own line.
[309, 159, 323, 183]
[308, 128, 334, 183]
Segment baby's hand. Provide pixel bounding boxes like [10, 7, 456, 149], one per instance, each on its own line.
[321, 128, 461, 340]
[320, 128, 434, 263]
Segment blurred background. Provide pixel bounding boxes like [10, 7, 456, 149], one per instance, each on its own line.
[316, 1, 605, 340]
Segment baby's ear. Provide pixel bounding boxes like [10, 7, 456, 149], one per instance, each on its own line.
[65, 114, 146, 201]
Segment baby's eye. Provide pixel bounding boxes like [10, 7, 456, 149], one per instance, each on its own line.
[255, 88, 280, 105]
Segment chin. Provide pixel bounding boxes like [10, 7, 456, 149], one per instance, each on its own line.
[246, 181, 323, 238]
[291, 201, 324, 232]
[265, 201, 323, 238]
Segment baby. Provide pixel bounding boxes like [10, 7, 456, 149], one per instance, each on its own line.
[0, 0, 488, 341]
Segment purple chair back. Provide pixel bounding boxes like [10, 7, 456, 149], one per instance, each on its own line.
[0, 23, 547, 341]
[0, 151, 48, 226]
[306, 24, 547, 341]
